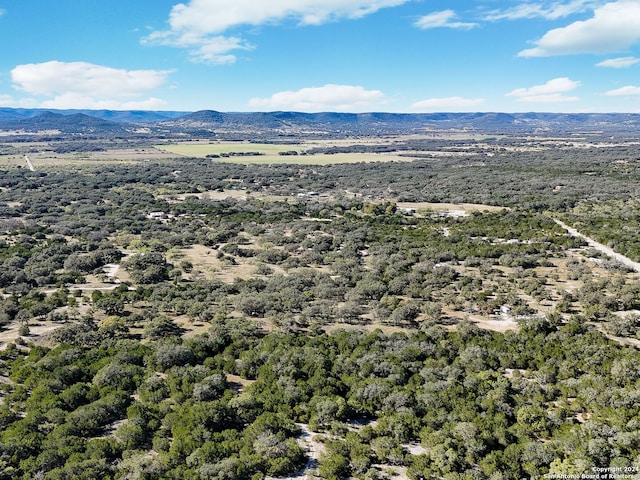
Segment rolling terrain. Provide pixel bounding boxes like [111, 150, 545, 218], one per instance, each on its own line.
[1, 111, 640, 478]
[2, 108, 640, 138]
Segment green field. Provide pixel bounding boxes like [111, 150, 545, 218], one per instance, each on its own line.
[156, 142, 294, 156]
[155, 142, 413, 164]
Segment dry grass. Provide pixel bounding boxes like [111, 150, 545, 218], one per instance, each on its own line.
[173, 315, 212, 337]
[180, 244, 286, 282]
[0, 320, 64, 350]
[226, 374, 255, 390]
[396, 201, 505, 214]
[0, 147, 177, 168]
[181, 244, 254, 282]
[181, 244, 223, 279]
[157, 189, 291, 203]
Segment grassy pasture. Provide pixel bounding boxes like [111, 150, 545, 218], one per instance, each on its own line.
[156, 142, 294, 156]
[0, 146, 176, 168]
[155, 142, 413, 164]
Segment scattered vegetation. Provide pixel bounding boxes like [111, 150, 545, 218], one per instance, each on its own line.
[0, 131, 640, 478]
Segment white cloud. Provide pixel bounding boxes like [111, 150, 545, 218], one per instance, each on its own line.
[605, 85, 640, 96]
[596, 56, 640, 67]
[39, 94, 168, 110]
[506, 77, 581, 102]
[409, 96, 485, 112]
[518, 1, 640, 57]
[10, 61, 171, 109]
[485, 0, 598, 21]
[144, 31, 252, 65]
[189, 36, 250, 64]
[0, 94, 39, 108]
[145, 0, 410, 63]
[414, 10, 478, 30]
[248, 84, 385, 112]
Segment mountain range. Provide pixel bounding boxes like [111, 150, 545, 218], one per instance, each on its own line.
[1, 108, 639, 138]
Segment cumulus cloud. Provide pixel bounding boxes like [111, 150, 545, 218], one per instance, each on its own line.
[518, 1, 640, 57]
[144, 0, 410, 63]
[10, 61, 171, 109]
[414, 10, 478, 30]
[485, 0, 597, 21]
[409, 96, 485, 112]
[248, 84, 385, 112]
[39, 94, 168, 110]
[596, 56, 639, 68]
[506, 77, 581, 102]
[0, 94, 39, 109]
[605, 86, 640, 96]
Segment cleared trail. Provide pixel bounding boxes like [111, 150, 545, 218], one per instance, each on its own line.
[266, 424, 322, 480]
[553, 219, 640, 272]
[24, 155, 35, 171]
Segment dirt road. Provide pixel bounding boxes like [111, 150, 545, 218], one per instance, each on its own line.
[554, 219, 640, 272]
[24, 155, 35, 171]
[266, 423, 323, 480]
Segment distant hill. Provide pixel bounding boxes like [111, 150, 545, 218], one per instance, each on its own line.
[162, 110, 640, 136]
[0, 111, 129, 135]
[0, 108, 187, 124]
[0, 107, 639, 138]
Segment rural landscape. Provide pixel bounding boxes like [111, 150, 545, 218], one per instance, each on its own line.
[0, 109, 639, 479]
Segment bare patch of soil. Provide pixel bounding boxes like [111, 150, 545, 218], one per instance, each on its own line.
[446, 311, 518, 333]
[396, 201, 505, 215]
[157, 189, 291, 203]
[226, 374, 255, 391]
[0, 320, 64, 350]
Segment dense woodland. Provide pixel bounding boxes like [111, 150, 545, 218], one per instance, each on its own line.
[1, 136, 640, 479]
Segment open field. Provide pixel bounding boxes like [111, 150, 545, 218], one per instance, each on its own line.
[0, 146, 177, 168]
[1, 133, 628, 169]
[0, 143, 418, 167]
[155, 141, 415, 164]
[156, 142, 297, 156]
[396, 201, 506, 215]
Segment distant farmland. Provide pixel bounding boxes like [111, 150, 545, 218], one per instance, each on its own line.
[155, 142, 412, 164]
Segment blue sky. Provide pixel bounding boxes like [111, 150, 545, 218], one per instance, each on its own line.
[1, 0, 639, 113]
